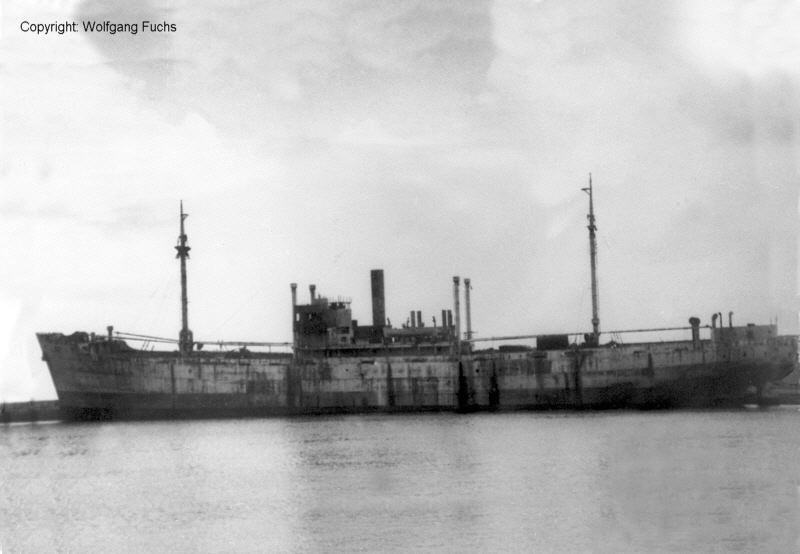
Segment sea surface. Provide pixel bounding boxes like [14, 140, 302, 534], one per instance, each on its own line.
[2, 409, 799, 553]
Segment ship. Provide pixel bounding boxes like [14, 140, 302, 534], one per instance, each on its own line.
[37, 179, 798, 420]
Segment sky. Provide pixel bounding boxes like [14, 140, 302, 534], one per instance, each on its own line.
[1, 0, 798, 401]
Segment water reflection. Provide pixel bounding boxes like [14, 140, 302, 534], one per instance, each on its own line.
[2, 410, 799, 552]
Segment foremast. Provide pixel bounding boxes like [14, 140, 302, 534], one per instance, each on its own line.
[176, 201, 193, 354]
[582, 174, 600, 345]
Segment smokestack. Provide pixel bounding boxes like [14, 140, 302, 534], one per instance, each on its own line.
[453, 277, 461, 351]
[310, 284, 316, 303]
[107, 325, 113, 342]
[441, 310, 447, 329]
[447, 310, 453, 330]
[689, 316, 700, 345]
[411, 311, 416, 328]
[464, 278, 472, 341]
[417, 310, 422, 327]
[370, 269, 385, 328]
[728, 311, 733, 328]
[291, 283, 297, 337]
[291, 283, 299, 348]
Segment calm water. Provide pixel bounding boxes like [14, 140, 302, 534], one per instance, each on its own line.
[2, 409, 799, 553]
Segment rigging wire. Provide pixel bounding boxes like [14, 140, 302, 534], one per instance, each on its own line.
[153, 272, 180, 336]
[207, 283, 269, 338]
[130, 263, 174, 330]
[573, 285, 587, 345]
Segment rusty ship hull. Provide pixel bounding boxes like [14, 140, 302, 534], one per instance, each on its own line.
[37, 328, 797, 420]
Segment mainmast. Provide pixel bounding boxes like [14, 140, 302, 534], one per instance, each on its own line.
[582, 174, 600, 344]
[176, 201, 193, 354]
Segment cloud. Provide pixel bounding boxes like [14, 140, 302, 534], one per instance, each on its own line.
[71, 0, 495, 146]
[678, 0, 800, 77]
[334, 118, 431, 147]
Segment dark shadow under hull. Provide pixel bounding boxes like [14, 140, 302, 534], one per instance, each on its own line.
[54, 382, 763, 422]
